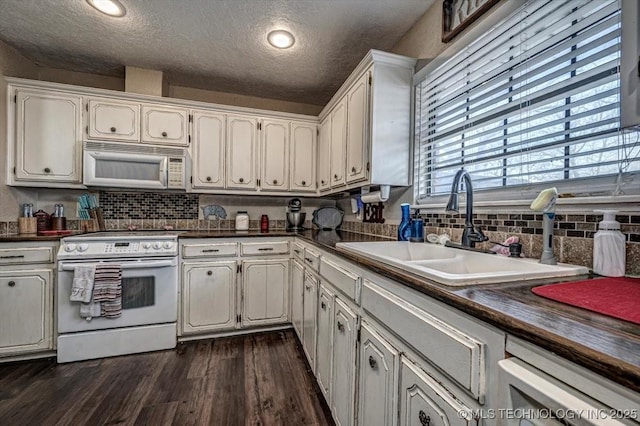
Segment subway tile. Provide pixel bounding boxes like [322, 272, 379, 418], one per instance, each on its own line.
[631, 215, 640, 224]
[566, 230, 585, 238]
[558, 222, 575, 230]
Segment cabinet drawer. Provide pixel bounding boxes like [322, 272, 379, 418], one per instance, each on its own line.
[302, 248, 320, 272]
[400, 356, 474, 426]
[0, 247, 54, 265]
[320, 257, 359, 302]
[291, 242, 305, 261]
[182, 243, 237, 258]
[241, 241, 289, 256]
[362, 280, 485, 401]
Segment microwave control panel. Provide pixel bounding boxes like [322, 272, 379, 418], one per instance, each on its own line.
[167, 157, 185, 188]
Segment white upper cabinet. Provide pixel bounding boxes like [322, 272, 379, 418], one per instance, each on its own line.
[260, 118, 289, 191]
[87, 98, 140, 142]
[227, 114, 259, 190]
[290, 122, 317, 192]
[330, 97, 347, 188]
[141, 105, 189, 146]
[317, 116, 332, 192]
[346, 72, 369, 184]
[13, 88, 82, 184]
[192, 110, 226, 189]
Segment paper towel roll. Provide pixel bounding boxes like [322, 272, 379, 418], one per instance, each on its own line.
[360, 185, 390, 203]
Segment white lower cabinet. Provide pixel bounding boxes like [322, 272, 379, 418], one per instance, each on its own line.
[357, 321, 400, 426]
[316, 282, 335, 400]
[0, 269, 53, 355]
[290, 259, 304, 339]
[331, 297, 358, 426]
[399, 356, 474, 426]
[181, 261, 237, 334]
[302, 271, 318, 369]
[242, 259, 289, 327]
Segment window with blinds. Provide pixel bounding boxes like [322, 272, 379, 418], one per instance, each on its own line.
[414, 0, 639, 202]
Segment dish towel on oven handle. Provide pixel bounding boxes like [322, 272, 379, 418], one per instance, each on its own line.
[70, 265, 96, 303]
[93, 263, 122, 318]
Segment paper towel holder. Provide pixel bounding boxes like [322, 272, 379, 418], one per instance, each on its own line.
[360, 185, 390, 203]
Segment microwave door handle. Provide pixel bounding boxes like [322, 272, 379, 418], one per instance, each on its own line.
[159, 157, 168, 187]
[61, 259, 176, 271]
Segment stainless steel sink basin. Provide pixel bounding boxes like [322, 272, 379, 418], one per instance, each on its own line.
[335, 241, 589, 286]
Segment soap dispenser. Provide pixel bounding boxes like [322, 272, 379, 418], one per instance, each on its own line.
[593, 210, 626, 277]
[410, 209, 424, 242]
[397, 203, 412, 241]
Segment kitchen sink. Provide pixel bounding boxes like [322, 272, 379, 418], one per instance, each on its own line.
[335, 241, 589, 286]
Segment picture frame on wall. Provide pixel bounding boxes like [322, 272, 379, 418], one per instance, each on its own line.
[442, 0, 500, 43]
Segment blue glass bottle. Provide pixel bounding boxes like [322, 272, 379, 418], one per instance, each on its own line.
[397, 203, 412, 241]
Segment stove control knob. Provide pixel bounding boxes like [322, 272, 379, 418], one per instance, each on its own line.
[153, 242, 163, 250]
[77, 243, 89, 252]
[163, 242, 173, 249]
[142, 242, 151, 249]
[64, 243, 76, 252]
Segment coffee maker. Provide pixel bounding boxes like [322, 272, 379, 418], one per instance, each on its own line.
[286, 198, 306, 231]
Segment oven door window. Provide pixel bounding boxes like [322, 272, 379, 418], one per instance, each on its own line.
[122, 276, 155, 309]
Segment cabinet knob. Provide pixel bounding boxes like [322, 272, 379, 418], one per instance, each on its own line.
[206, 176, 212, 182]
[321, 301, 326, 310]
[207, 270, 212, 276]
[110, 126, 116, 132]
[419, 411, 430, 426]
[334, 174, 338, 179]
[337, 321, 344, 332]
[7, 281, 15, 287]
[239, 177, 244, 183]
[351, 166, 356, 173]
[301, 180, 306, 186]
[368, 355, 377, 369]
[43, 167, 51, 173]
[161, 131, 168, 137]
[273, 179, 278, 185]
[305, 285, 311, 291]
[321, 180, 325, 185]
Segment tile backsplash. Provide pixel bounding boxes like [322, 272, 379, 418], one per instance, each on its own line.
[99, 191, 199, 220]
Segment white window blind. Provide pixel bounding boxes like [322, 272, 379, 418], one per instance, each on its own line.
[414, 0, 639, 202]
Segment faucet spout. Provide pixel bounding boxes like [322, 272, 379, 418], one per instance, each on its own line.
[445, 169, 488, 248]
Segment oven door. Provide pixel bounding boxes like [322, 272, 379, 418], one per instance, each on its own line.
[57, 258, 178, 333]
[83, 149, 168, 189]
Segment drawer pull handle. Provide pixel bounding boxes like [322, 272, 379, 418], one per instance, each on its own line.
[368, 355, 377, 369]
[304, 258, 313, 264]
[321, 301, 326, 310]
[161, 131, 168, 137]
[201, 249, 220, 253]
[207, 271, 213, 276]
[0, 255, 25, 259]
[419, 411, 430, 426]
[293, 249, 301, 254]
[8, 281, 16, 287]
[110, 126, 116, 132]
[258, 247, 274, 251]
[337, 321, 344, 332]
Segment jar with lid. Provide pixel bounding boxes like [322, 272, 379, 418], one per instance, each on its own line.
[260, 215, 269, 233]
[235, 211, 249, 231]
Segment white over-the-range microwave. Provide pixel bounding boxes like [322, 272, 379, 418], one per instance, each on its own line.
[83, 141, 188, 190]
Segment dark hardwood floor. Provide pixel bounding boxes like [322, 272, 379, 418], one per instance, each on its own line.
[0, 330, 335, 426]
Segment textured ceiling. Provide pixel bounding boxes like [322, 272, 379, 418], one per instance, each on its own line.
[0, 0, 432, 105]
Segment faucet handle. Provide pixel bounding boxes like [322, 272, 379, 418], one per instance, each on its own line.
[469, 225, 489, 243]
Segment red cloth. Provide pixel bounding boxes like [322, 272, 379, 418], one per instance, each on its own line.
[532, 277, 640, 325]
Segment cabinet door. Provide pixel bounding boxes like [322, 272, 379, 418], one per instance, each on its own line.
[260, 119, 289, 191]
[317, 116, 332, 192]
[182, 261, 236, 334]
[399, 357, 473, 426]
[291, 259, 304, 340]
[290, 122, 317, 192]
[302, 272, 318, 370]
[141, 105, 189, 146]
[14, 89, 82, 183]
[357, 321, 400, 426]
[346, 72, 369, 184]
[227, 114, 258, 190]
[242, 259, 289, 326]
[316, 282, 335, 400]
[87, 98, 140, 142]
[331, 297, 358, 426]
[330, 98, 347, 188]
[192, 110, 226, 189]
[0, 269, 52, 355]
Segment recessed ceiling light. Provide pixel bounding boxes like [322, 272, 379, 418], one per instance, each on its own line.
[267, 30, 295, 49]
[86, 0, 126, 17]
